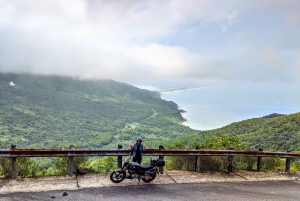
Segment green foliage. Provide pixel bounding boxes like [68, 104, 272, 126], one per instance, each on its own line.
[235, 156, 257, 171]
[165, 139, 185, 149]
[166, 135, 287, 172]
[166, 135, 242, 172]
[164, 139, 195, 171]
[0, 157, 37, 178]
[201, 135, 242, 150]
[291, 159, 300, 171]
[199, 135, 242, 172]
[87, 156, 117, 174]
[261, 157, 283, 171]
[0, 73, 197, 149]
[179, 113, 300, 152]
[55, 156, 88, 175]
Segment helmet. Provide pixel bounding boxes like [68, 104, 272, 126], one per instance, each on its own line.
[136, 137, 143, 142]
[151, 157, 157, 165]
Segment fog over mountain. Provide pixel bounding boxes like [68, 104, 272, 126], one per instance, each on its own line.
[0, 1, 299, 92]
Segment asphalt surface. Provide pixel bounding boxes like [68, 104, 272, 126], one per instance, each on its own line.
[1, 180, 300, 201]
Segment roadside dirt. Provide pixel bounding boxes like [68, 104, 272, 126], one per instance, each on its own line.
[0, 170, 299, 194]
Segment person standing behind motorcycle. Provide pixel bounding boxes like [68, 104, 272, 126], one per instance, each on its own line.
[130, 137, 146, 164]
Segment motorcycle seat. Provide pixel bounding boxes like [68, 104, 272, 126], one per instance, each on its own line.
[140, 164, 154, 171]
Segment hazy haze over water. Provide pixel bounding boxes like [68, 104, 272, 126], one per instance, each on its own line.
[161, 84, 300, 130]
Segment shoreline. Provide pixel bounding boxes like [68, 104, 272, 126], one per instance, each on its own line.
[158, 89, 191, 129]
[160, 89, 203, 131]
[154, 87, 207, 95]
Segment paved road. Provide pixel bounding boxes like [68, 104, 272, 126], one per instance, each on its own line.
[1, 180, 299, 201]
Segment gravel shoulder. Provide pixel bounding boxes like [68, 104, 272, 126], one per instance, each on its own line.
[1, 170, 299, 195]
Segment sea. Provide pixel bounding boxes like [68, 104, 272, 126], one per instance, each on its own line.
[161, 85, 300, 131]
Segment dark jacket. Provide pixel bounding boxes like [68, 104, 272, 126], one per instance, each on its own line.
[131, 143, 144, 158]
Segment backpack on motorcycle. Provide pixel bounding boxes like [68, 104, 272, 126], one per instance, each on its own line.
[151, 159, 165, 167]
[156, 159, 165, 167]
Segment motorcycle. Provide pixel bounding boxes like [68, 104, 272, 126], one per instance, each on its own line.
[110, 155, 165, 183]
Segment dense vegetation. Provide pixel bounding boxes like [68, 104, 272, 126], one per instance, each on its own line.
[0, 73, 197, 149]
[165, 135, 292, 173]
[179, 112, 300, 152]
[1, 73, 299, 177]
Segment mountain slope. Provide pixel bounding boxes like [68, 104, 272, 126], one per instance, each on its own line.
[180, 112, 300, 151]
[0, 73, 196, 148]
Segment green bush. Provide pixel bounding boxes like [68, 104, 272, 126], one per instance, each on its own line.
[166, 135, 243, 172]
[262, 157, 283, 171]
[199, 156, 229, 172]
[87, 156, 117, 174]
[235, 156, 257, 171]
[55, 156, 88, 175]
[0, 157, 37, 178]
[291, 160, 300, 171]
[165, 139, 195, 171]
[165, 156, 195, 171]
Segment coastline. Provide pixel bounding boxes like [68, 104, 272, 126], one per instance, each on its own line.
[154, 87, 207, 94]
[156, 87, 206, 129]
[159, 88, 204, 131]
[157, 85, 300, 131]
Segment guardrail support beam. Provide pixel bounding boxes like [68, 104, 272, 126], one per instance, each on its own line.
[257, 148, 263, 172]
[228, 148, 234, 173]
[11, 157, 17, 179]
[228, 156, 233, 173]
[118, 145, 123, 169]
[11, 144, 18, 179]
[68, 145, 75, 176]
[159, 145, 164, 174]
[68, 156, 74, 176]
[195, 146, 201, 172]
[285, 150, 291, 172]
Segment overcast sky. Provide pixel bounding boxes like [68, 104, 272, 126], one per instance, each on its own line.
[0, 0, 299, 88]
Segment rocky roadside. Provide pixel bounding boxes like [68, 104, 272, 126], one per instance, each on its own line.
[0, 170, 299, 195]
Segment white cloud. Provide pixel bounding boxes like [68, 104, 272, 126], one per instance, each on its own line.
[0, 0, 299, 86]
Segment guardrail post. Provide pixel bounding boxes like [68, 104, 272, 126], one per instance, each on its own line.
[11, 144, 17, 179]
[118, 145, 123, 168]
[12, 157, 17, 179]
[228, 147, 234, 173]
[195, 146, 201, 172]
[285, 150, 291, 172]
[159, 145, 164, 174]
[68, 145, 75, 176]
[257, 148, 263, 172]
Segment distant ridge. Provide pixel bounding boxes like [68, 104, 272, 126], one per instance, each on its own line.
[262, 113, 286, 118]
[0, 73, 197, 148]
[179, 112, 300, 151]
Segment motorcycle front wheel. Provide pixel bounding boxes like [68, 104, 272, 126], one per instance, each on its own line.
[110, 171, 126, 183]
[142, 172, 156, 183]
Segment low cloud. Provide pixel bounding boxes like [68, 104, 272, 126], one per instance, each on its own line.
[0, 0, 299, 87]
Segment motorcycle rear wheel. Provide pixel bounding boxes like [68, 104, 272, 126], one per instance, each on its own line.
[142, 172, 156, 183]
[110, 171, 126, 183]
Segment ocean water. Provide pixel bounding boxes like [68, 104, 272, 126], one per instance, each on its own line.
[161, 85, 300, 131]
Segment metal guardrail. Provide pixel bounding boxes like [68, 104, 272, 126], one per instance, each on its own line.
[1, 148, 299, 157]
[0, 145, 299, 179]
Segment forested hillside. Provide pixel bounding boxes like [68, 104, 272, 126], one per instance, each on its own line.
[0, 73, 197, 148]
[179, 112, 300, 151]
[1, 73, 299, 152]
